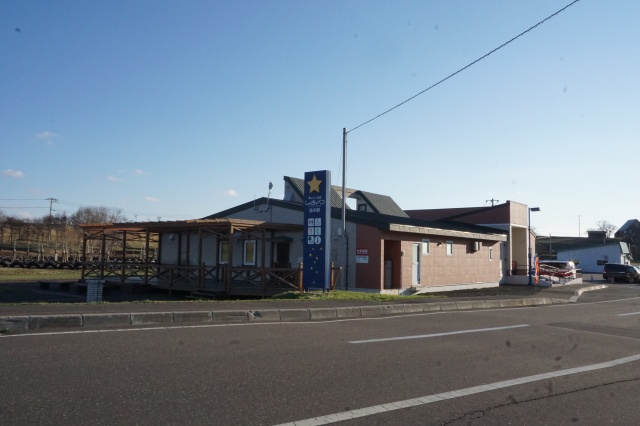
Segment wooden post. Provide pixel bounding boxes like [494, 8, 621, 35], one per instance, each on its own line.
[298, 263, 303, 292]
[186, 228, 191, 267]
[121, 231, 127, 284]
[198, 227, 203, 289]
[100, 232, 106, 279]
[144, 228, 150, 284]
[330, 261, 334, 290]
[81, 231, 88, 281]
[226, 225, 234, 294]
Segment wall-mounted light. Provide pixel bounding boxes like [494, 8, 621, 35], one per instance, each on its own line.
[437, 241, 443, 246]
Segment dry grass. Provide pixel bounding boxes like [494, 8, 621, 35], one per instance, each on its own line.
[0, 268, 81, 282]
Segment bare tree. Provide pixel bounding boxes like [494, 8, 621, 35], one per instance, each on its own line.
[0, 209, 6, 246]
[68, 207, 126, 261]
[69, 206, 126, 226]
[595, 220, 617, 238]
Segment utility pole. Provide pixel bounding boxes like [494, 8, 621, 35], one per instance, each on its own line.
[486, 198, 499, 207]
[46, 198, 58, 242]
[578, 215, 581, 237]
[342, 128, 349, 290]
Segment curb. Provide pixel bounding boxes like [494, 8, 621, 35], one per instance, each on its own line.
[568, 284, 608, 303]
[0, 295, 577, 333]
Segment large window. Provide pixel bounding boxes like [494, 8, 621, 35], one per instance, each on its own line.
[243, 240, 256, 266]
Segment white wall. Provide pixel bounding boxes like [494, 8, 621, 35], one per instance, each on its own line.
[223, 203, 304, 224]
[557, 244, 625, 273]
[160, 233, 179, 264]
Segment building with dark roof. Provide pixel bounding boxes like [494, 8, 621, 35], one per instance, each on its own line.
[206, 176, 507, 293]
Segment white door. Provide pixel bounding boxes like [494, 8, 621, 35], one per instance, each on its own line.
[412, 243, 421, 285]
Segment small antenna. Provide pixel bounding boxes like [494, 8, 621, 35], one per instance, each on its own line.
[265, 181, 273, 211]
[486, 198, 499, 207]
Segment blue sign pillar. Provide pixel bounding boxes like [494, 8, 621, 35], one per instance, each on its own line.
[303, 170, 332, 291]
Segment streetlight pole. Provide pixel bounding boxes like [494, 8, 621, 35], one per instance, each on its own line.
[528, 207, 540, 286]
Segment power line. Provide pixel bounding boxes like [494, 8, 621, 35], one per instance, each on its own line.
[55, 199, 189, 219]
[348, 0, 582, 134]
[0, 206, 49, 209]
[1, 199, 189, 219]
[0, 198, 49, 201]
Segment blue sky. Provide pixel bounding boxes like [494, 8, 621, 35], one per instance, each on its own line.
[1, 0, 638, 236]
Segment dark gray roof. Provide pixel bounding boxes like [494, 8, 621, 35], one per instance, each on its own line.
[204, 198, 506, 239]
[284, 176, 348, 209]
[617, 219, 640, 234]
[352, 190, 408, 218]
[342, 209, 505, 238]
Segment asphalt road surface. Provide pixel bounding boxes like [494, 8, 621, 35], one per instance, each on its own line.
[2, 285, 639, 425]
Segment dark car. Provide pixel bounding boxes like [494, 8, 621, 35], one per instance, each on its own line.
[602, 263, 640, 283]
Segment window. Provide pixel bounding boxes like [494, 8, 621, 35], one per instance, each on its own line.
[446, 241, 453, 256]
[219, 241, 229, 264]
[243, 239, 256, 266]
[489, 248, 493, 260]
[422, 239, 430, 255]
[358, 204, 367, 211]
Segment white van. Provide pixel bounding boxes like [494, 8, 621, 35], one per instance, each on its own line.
[538, 260, 577, 279]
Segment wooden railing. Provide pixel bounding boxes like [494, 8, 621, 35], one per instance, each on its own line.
[82, 261, 343, 295]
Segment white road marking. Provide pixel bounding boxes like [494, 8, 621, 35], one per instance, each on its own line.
[617, 311, 640, 316]
[348, 324, 530, 344]
[274, 354, 640, 426]
[0, 322, 261, 338]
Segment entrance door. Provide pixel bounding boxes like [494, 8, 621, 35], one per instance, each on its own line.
[412, 243, 421, 285]
[273, 243, 290, 268]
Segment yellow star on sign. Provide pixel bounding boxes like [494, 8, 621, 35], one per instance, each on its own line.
[307, 175, 322, 193]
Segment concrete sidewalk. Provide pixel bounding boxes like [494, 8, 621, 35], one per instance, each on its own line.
[0, 283, 607, 333]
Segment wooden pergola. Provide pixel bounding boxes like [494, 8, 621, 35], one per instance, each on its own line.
[80, 218, 309, 297]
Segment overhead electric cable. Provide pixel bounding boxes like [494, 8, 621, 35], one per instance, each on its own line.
[0, 198, 48, 201]
[55, 199, 189, 219]
[348, 0, 581, 134]
[0, 206, 48, 209]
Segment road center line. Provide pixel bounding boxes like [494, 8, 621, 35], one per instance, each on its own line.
[274, 354, 640, 426]
[348, 324, 529, 344]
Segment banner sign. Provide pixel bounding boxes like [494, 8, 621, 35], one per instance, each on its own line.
[303, 170, 331, 290]
[355, 248, 368, 264]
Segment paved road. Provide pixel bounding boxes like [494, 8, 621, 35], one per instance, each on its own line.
[0, 280, 613, 317]
[1, 284, 639, 425]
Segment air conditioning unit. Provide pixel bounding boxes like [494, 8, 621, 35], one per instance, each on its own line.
[471, 241, 481, 252]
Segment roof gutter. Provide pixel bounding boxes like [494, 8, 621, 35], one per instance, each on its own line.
[387, 224, 507, 242]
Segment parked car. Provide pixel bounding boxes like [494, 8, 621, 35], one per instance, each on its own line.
[602, 263, 640, 283]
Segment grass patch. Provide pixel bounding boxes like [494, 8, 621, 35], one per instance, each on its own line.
[270, 290, 444, 301]
[0, 268, 81, 282]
